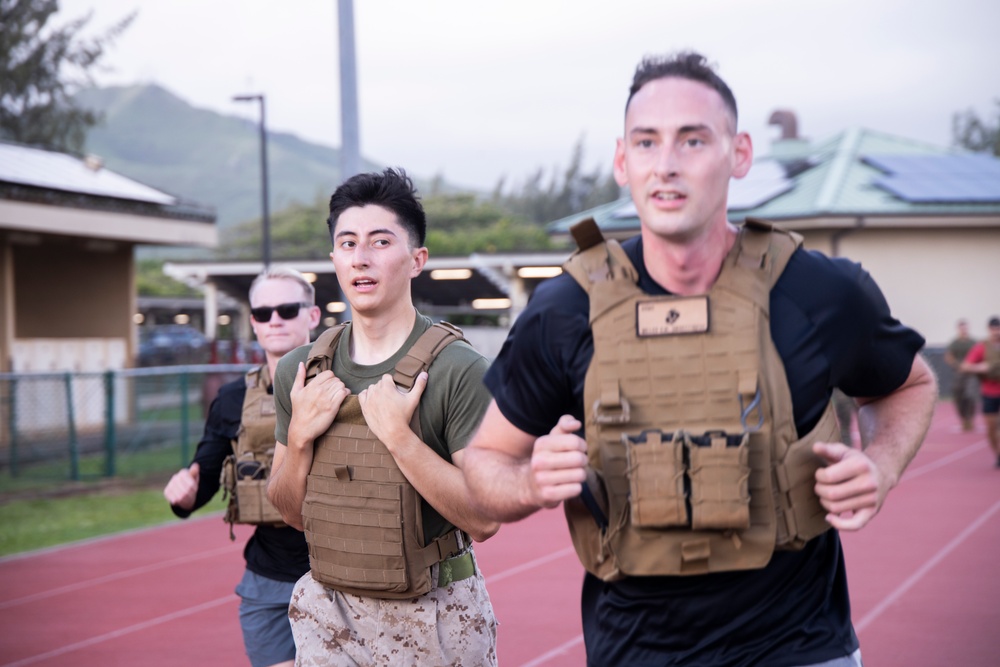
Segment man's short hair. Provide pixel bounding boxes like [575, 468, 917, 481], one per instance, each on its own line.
[248, 267, 316, 305]
[326, 168, 427, 248]
[626, 51, 738, 128]
[989, 316, 1000, 328]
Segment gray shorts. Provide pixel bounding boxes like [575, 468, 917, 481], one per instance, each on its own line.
[289, 550, 497, 666]
[235, 569, 297, 667]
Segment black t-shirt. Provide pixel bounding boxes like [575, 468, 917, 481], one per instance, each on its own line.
[170, 376, 310, 583]
[485, 234, 925, 667]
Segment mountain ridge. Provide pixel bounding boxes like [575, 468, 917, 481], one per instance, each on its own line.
[75, 84, 394, 230]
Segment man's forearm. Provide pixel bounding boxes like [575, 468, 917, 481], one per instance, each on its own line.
[464, 445, 542, 523]
[267, 440, 313, 531]
[857, 356, 938, 485]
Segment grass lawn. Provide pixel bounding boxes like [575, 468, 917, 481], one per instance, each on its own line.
[0, 486, 227, 558]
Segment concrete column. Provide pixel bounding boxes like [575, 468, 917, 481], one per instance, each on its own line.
[0, 242, 13, 372]
[509, 275, 529, 323]
[237, 302, 252, 343]
[204, 282, 219, 341]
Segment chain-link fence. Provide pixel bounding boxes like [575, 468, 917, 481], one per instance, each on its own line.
[0, 364, 253, 493]
[0, 348, 958, 497]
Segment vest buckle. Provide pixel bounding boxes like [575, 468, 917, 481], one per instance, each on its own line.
[593, 397, 630, 425]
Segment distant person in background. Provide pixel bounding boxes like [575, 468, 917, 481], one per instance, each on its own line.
[163, 268, 321, 667]
[945, 318, 977, 432]
[961, 316, 1000, 466]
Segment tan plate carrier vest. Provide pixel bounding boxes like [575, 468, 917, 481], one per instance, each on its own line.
[301, 321, 469, 599]
[984, 342, 1000, 381]
[221, 365, 285, 538]
[563, 217, 840, 580]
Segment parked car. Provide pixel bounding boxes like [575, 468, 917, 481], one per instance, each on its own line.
[138, 325, 210, 366]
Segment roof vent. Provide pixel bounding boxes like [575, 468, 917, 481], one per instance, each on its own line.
[766, 109, 812, 176]
[83, 154, 104, 172]
[768, 109, 799, 140]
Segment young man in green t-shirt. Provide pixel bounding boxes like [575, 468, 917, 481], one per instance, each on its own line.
[945, 318, 977, 431]
[267, 168, 498, 666]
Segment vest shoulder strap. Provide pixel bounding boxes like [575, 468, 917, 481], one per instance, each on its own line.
[722, 218, 803, 310]
[739, 217, 803, 289]
[305, 323, 349, 380]
[564, 218, 639, 290]
[392, 321, 467, 389]
[244, 363, 269, 389]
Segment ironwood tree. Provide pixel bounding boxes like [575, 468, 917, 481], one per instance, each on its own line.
[952, 101, 1000, 157]
[0, 0, 133, 153]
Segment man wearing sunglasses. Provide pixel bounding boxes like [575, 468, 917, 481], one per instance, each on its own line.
[164, 267, 321, 667]
[267, 168, 499, 666]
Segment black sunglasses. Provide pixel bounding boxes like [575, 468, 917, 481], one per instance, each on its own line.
[250, 302, 311, 322]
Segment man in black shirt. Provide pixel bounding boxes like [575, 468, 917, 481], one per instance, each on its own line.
[463, 52, 938, 666]
[164, 268, 321, 667]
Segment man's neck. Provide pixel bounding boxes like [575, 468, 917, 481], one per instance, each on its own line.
[349, 305, 418, 366]
[641, 222, 739, 295]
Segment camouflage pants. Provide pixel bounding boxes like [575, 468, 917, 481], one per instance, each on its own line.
[289, 552, 498, 667]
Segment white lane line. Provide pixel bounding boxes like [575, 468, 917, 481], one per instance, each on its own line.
[519, 634, 586, 667]
[855, 498, 1000, 632]
[0, 544, 240, 609]
[900, 441, 986, 483]
[0, 595, 237, 667]
[485, 546, 577, 584]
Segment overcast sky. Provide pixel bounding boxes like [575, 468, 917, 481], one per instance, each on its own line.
[59, 0, 999, 192]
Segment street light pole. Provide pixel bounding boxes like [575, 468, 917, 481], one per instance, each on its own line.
[338, 0, 360, 181]
[232, 94, 271, 269]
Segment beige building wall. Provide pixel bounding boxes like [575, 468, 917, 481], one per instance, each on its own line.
[11, 238, 135, 370]
[799, 228, 1000, 347]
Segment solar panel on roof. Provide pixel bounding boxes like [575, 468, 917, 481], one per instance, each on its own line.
[728, 159, 795, 210]
[863, 153, 1000, 203]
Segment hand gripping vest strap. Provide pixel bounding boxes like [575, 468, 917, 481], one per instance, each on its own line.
[301, 321, 473, 599]
[562, 217, 839, 579]
[220, 364, 285, 539]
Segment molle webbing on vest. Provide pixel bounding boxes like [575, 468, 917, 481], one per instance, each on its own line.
[562, 217, 837, 579]
[220, 365, 285, 537]
[301, 321, 470, 599]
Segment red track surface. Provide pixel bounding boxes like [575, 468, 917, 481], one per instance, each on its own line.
[1, 402, 997, 666]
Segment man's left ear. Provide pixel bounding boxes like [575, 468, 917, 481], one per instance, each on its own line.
[308, 305, 322, 328]
[732, 132, 754, 179]
[411, 246, 429, 276]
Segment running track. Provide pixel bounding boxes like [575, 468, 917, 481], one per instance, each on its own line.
[1, 402, 997, 666]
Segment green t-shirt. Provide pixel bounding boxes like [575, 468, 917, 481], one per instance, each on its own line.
[947, 337, 976, 367]
[273, 313, 491, 541]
